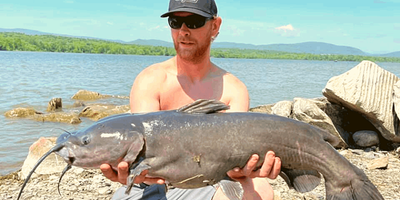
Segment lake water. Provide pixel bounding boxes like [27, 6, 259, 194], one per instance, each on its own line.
[1, 51, 399, 176]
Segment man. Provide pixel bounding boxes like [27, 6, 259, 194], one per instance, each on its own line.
[101, 0, 281, 199]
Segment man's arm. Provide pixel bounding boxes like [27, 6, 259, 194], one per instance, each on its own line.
[130, 65, 164, 113]
[223, 74, 250, 112]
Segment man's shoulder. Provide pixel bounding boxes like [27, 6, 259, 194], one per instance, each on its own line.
[223, 72, 245, 87]
[137, 58, 174, 80]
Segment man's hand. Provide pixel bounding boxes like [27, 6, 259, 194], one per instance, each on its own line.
[100, 151, 280, 185]
[227, 151, 281, 182]
[100, 162, 165, 185]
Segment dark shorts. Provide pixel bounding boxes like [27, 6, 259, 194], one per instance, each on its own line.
[112, 184, 216, 200]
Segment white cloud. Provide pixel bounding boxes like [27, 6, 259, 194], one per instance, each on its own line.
[275, 24, 295, 32]
[107, 22, 113, 26]
[274, 24, 300, 37]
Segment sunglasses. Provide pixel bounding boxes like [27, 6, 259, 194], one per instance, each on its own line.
[168, 15, 213, 29]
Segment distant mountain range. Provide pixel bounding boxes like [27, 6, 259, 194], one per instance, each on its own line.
[1, 28, 399, 58]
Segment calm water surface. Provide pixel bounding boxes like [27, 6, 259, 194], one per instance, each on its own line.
[1, 51, 399, 175]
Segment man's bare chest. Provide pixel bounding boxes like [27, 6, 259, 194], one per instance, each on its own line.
[159, 80, 226, 110]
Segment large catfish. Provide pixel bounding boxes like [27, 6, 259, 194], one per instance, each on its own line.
[18, 99, 383, 200]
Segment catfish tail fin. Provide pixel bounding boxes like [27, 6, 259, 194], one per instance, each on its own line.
[325, 166, 384, 200]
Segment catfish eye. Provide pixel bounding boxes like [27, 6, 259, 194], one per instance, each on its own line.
[81, 136, 91, 145]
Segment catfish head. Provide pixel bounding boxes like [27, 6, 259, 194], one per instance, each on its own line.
[55, 118, 145, 169]
[17, 114, 145, 200]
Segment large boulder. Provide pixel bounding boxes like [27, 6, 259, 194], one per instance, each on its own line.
[323, 60, 400, 143]
[20, 137, 84, 180]
[292, 98, 347, 148]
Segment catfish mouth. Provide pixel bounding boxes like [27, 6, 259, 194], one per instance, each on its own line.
[67, 156, 76, 165]
[57, 146, 76, 165]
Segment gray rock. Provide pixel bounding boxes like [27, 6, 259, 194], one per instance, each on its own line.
[47, 98, 62, 112]
[4, 107, 81, 124]
[350, 149, 364, 155]
[20, 137, 85, 180]
[33, 112, 81, 124]
[71, 90, 111, 101]
[363, 151, 378, 159]
[249, 104, 274, 114]
[292, 98, 347, 148]
[353, 130, 379, 147]
[20, 137, 67, 180]
[98, 187, 112, 195]
[4, 107, 41, 118]
[271, 100, 292, 117]
[79, 104, 130, 121]
[72, 100, 86, 107]
[308, 97, 354, 145]
[367, 156, 389, 170]
[323, 60, 400, 143]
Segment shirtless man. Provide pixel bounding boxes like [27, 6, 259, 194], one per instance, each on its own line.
[101, 0, 281, 199]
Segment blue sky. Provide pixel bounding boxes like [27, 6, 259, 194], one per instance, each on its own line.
[1, 0, 399, 54]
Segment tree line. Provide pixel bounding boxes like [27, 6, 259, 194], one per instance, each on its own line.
[1, 32, 399, 63]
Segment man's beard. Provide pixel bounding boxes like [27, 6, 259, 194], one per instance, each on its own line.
[174, 34, 212, 63]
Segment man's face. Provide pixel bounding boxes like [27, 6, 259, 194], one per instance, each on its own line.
[170, 12, 213, 62]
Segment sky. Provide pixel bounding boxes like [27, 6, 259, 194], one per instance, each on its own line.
[1, 0, 399, 54]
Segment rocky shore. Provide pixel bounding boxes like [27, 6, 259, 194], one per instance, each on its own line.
[3, 60, 400, 199]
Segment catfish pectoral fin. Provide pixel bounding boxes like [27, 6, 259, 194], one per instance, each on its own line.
[126, 163, 151, 194]
[218, 179, 243, 200]
[280, 168, 321, 193]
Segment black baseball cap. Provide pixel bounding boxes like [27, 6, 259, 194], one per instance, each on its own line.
[161, 0, 218, 18]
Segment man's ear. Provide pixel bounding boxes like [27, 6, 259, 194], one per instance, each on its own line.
[212, 17, 222, 37]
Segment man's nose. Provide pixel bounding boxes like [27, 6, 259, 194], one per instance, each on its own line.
[179, 23, 190, 36]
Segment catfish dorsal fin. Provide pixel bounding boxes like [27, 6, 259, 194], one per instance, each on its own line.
[177, 99, 230, 114]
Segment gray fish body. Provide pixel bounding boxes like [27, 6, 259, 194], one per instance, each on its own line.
[18, 100, 383, 200]
[134, 111, 367, 190]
